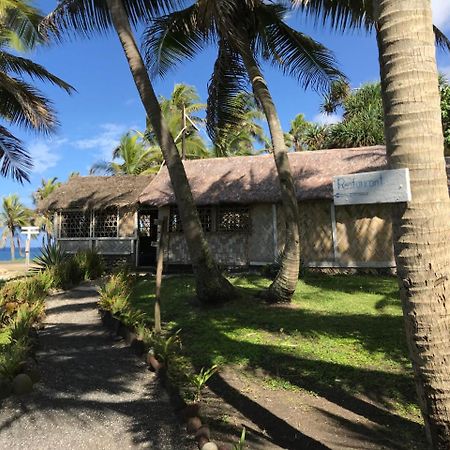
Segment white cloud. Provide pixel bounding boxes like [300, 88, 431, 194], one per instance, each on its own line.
[72, 123, 130, 160]
[28, 139, 63, 174]
[432, 0, 450, 31]
[313, 113, 341, 125]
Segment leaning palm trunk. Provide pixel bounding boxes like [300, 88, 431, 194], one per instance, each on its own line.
[375, 1, 450, 447]
[241, 50, 300, 303]
[106, 0, 234, 304]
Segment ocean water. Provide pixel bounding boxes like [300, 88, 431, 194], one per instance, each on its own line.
[0, 247, 42, 262]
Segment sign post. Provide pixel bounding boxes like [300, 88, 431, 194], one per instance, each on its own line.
[20, 226, 40, 267]
[332, 168, 411, 206]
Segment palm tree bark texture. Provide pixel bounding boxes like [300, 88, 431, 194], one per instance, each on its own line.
[375, 1, 450, 447]
[106, 0, 235, 304]
[240, 50, 300, 303]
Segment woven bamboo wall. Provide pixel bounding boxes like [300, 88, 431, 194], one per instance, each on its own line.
[335, 204, 394, 264]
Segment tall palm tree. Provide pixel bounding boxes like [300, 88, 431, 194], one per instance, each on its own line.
[147, 83, 209, 159]
[0, 194, 31, 260]
[375, 2, 450, 447]
[33, 177, 61, 204]
[42, 0, 235, 305]
[293, 0, 450, 445]
[143, 0, 343, 303]
[0, 1, 74, 182]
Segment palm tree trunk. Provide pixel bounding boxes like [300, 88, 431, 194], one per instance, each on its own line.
[375, 1, 450, 447]
[241, 50, 300, 303]
[106, 0, 234, 304]
[10, 230, 15, 261]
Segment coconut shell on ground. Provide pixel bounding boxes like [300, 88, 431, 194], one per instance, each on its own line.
[12, 374, 33, 395]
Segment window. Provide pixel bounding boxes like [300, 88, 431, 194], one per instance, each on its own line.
[60, 211, 90, 238]
[218, 206, 250, 232]
[94, 208, 118, 238]
[169, 206, 212, 232]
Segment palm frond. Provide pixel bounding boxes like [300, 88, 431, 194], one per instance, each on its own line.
[89, 160, 115, 175]
[40, 0, 185, 40]
[434, 26, 450, 52]
[1, 0, 45, 50]
[255, 3, 344, 91]
[0, 71, 58, 133]
[206, 41, 249, 143]
[142, 4, 208, 78]
[0, 52, 75, 93]
[291, 0, 373, 32]
[0, 126, 31, 182]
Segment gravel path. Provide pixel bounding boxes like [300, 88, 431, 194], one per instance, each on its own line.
[0, 284, 189, 450]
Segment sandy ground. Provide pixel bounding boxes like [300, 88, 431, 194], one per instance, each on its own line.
[0, 261, 32, 281]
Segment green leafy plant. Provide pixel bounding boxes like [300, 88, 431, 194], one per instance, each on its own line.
[136, 323, 154, 347]
[151, 329, 182, 369]
[0, 339, 29, 380]
[0, 275, 48, 305]
[75, 249, 105, 280]
[233, 428, 246, 450]
[8, 302, 44, 342]
[189, 364, 219, 402]
[32, 243, 67, 272]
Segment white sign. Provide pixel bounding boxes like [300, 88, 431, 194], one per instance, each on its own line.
[333, 168, 411, 206]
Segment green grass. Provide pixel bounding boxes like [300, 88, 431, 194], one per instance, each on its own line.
[129, 273, 420, 421]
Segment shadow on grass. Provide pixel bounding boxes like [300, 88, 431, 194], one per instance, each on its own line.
[130, 275, 425, 449]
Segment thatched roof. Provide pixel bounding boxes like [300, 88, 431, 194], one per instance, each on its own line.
[38, 175, 155, 211]
[140, 146, 395, 206]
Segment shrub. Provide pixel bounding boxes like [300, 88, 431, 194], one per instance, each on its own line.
[32, 243, 67, 272]
[8, 302, 44, 342]
[75, 249, 105, 280]
[0, 276, 48, 305]
[98, 271, 131, 306]
[48, 257, 83, 290]
[0, 339, 29, 380]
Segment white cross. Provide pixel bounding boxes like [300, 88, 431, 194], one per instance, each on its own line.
[21, 226, 40, 266]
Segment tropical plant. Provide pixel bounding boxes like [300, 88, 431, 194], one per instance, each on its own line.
[42, 0, 236, 305]
[440, 74, 450, 155]
[32, 243, 67, 272]
[233, 428, 246, 450]
[74, 248, 105, 280]
[150, 329, 181, 369]
[0, 1, 73, 182]
[212, 92, 267, 157]
[374, 1, 450, 447]
[90, 132, 160, 175]
[0, 338, 29, 380]
[0, 194, 31, 260]
[8, 302, 44, 342]
[143, 0, 343, 303]
[32, 177, 61, 205]
[189, 364, 218, 402]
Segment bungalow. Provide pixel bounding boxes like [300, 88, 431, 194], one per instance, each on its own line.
[37, 175, 155, 267]
[39, 147, 450, 270]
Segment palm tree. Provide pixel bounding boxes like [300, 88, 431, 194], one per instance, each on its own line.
[32, 177, 61, 245]
[147, 83, 209, 160]
[212, 92, 267, 157]
[90, 132, 161, 174]
[375, 2, 450, 447]
[42, 0, 235, 305]
[0, 1, 74, 182]
[285, 114, 313, 152]
[0, 194, 31, 260]
[143, 0, 343, 303]
[293, 0, 450, 445]
[439, 74, 450, 156]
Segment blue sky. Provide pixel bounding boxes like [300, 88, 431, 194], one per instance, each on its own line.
[2, 0, 450, 209]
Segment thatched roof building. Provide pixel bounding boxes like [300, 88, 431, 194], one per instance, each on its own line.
[38, 175, 154, 211]
[139, 146, 388, 206]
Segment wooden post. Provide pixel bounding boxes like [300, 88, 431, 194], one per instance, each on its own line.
[154, 216, 167, 333]
[181, 103, 186, 160]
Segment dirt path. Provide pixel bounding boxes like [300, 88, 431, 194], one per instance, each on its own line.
[0, 284, 189, 449]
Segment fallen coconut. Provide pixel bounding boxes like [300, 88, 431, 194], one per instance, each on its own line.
[195, 425, 211, 440]
[201, 442, 218, 450]
[187, 416, 202, 433]
[12, 374, 33, 395]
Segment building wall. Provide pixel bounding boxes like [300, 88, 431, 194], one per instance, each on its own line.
[161, 204, 276, 267]
[276, 200, 395, 268]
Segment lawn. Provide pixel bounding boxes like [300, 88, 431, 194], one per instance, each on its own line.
[129, 273, 420, 421]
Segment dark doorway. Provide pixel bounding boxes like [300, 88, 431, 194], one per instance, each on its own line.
[138, 208, 158, 267]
